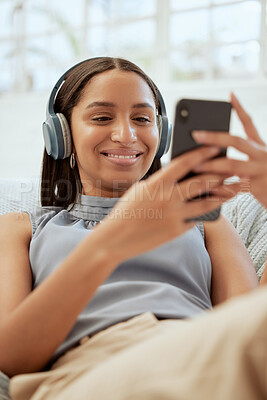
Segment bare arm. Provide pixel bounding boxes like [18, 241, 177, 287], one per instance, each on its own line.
[0, 147, 237, 377]
[260, 259, 267, 285]
[0, 212, 118, 377]
[0, 213, 32, 326]
[204, 215, 258, 306]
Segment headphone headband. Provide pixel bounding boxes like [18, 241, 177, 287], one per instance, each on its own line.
[46, 57, 104, 118]
[43, 57, 172, 160]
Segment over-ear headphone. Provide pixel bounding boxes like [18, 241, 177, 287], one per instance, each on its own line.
[43, 57, 172, 160]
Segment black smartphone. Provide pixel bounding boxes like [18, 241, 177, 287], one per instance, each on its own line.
[171, 98, 232, 222]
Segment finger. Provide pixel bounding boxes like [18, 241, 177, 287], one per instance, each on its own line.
[230, 92, 266, 146]
[209, 182, 243, 199]
[237, 178, 252, 193]
[182, 195, 233, 221]
[192, 131, 266, 160]
[219, 176, 251, 192]
[159, 146, 220, 185]
[250, 176, 267, 207]
[193, 158, 267, 178]
[177, 174, 227, 202]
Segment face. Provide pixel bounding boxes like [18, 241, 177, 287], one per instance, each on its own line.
[70, 69, 159, 197]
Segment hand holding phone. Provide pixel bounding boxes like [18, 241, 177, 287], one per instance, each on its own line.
[171, 98, 232, 221]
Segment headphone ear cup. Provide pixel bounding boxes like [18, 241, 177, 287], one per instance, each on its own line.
[57, 113, 72, 158]
[155, 115, 172, 159]
[43, 115, 60, 159]
[157, 114, 162, 136]
[165, 121, 172, 154]
[43, 113, 71, 160]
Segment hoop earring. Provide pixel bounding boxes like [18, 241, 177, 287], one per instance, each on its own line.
[70, 153, 76, 169]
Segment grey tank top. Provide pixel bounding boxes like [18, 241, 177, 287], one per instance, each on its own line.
[27, 194, 212, 364]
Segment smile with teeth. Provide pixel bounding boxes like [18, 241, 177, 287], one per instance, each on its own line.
[105, 153, 139, 159]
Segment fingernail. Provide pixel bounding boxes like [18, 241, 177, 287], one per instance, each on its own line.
[192, 131, 207, 141]
[208, 146, 220, 155]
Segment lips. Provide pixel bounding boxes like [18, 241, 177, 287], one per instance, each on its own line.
[100, 149, 143, 165]
[100, 149, 143, 157]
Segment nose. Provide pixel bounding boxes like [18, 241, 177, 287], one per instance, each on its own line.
[110, 119, 137, 145]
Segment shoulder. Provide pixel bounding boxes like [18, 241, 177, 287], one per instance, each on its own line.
[203, 214, 242, 247]
[0, 212, 32, 244]
[203, 214, 235, 234]
[0, 211, 31, 228]
[26, 206, 65, 236]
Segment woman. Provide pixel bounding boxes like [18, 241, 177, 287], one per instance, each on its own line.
[0, 57, 265, 399]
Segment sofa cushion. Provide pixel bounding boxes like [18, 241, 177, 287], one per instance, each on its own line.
[0, 177, 40, 215]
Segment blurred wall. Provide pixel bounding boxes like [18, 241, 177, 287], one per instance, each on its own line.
[0, 77, 267, 178]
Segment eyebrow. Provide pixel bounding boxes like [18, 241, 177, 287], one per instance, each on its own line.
[86, 101, 115, 109]
[132, 102, 154, 109]
[85, 101, 154, 110]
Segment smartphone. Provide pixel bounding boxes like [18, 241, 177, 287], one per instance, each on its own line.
[171, 98, 232, 222]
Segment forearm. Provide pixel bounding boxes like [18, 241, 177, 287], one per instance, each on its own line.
[260, 258, 267, 285]
[0, 226, 118, 377]
[205, 217, 258, 306]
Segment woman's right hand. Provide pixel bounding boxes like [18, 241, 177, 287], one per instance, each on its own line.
[96, 146, 235, 263]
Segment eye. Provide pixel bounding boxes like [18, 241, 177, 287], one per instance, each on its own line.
[92, 116, 112, 122]
[134, 117, 151, 124]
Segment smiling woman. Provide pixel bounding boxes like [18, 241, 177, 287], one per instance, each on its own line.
[70, 69, 159, 197]
[41, 57, 164, 205]
[0, 57, 267, 400]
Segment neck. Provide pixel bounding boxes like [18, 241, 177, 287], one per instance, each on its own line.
[81, 183, 128, 198]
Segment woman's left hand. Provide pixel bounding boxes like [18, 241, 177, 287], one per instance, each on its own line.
[192, 92, 267, 209]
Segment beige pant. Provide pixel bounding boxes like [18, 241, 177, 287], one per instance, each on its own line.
[10, 288, 267, 400]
